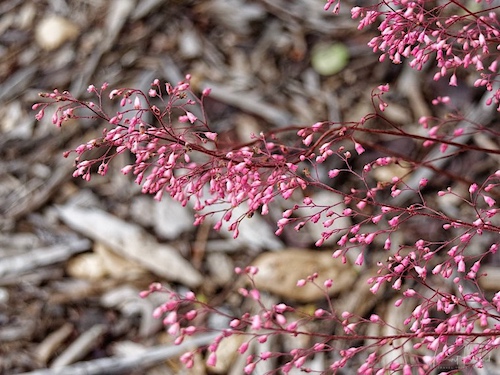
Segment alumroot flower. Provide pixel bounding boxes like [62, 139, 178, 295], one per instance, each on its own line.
[33, 0, 500, 371]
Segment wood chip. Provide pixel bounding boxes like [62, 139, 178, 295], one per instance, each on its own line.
[250, 248, 357, 302]
[103, 0, 136, 50]
[66, 253, 108, 280]
[35, 323, 74, 364]
[209, 334, 245, 374]
[0, 318, 36, 342]
[154, 197, 194, 240]
[478, 265, 500, 291]
[67, 242, 147, 281]
[2, 157, 76, 222]
[56, 205, 203, 287]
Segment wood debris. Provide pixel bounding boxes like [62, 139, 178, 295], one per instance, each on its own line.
[56, 204, 204, 287]
[250, 248, 357, 302]
[1, 0, 498, 373]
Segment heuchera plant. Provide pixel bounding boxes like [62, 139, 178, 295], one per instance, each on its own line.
[34, 0, 500, 373]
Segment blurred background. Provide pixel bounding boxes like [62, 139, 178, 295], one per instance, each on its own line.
[1, 1, 493, 374]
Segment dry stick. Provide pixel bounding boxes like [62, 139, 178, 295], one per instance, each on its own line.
[392, 82, 500, 207]
[19, 332, 218, 375]
[35, 323, 75, 365]
[0, 238, 91, 279]
[51, 324, 108, 369]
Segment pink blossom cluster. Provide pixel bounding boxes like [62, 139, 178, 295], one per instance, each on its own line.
[34, 80, 500, 372]
[142, 259, 500, 374]
[32, 0, 500, 373]
[342, 0, 500, 109]
[34, 77, 309, 237]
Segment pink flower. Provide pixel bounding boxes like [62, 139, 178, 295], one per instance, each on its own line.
[388, 216, 399, 227]
[185, 111, 197, 123]
[378, 84, 389, 92]
[354, 142, 365, 155]
[180, 352, 194, 368]
[484, 195, 496, 207]
[419, 178, 428, 187]
[207, 353, 217, 367]
[204, 132, 218, 141]
[303, 133, 314, 146]
[296, 279, 306, 287]
[449, 74, 458, 86]
[238, 342, 248, 354]
[354, 253, 364, 266]
[244, 362, 256, 374]
[414, 266, 426, 279]
[251, 315, 262, 330]
[328, 169, 340, 178]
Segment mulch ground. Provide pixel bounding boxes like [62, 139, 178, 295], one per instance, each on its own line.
[1, 1, 498, 374]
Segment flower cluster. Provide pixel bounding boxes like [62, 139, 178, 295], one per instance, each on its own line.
[348, 0, 500, 109]
[34, 77, 309, 236]
[33, 0, 500, 373]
